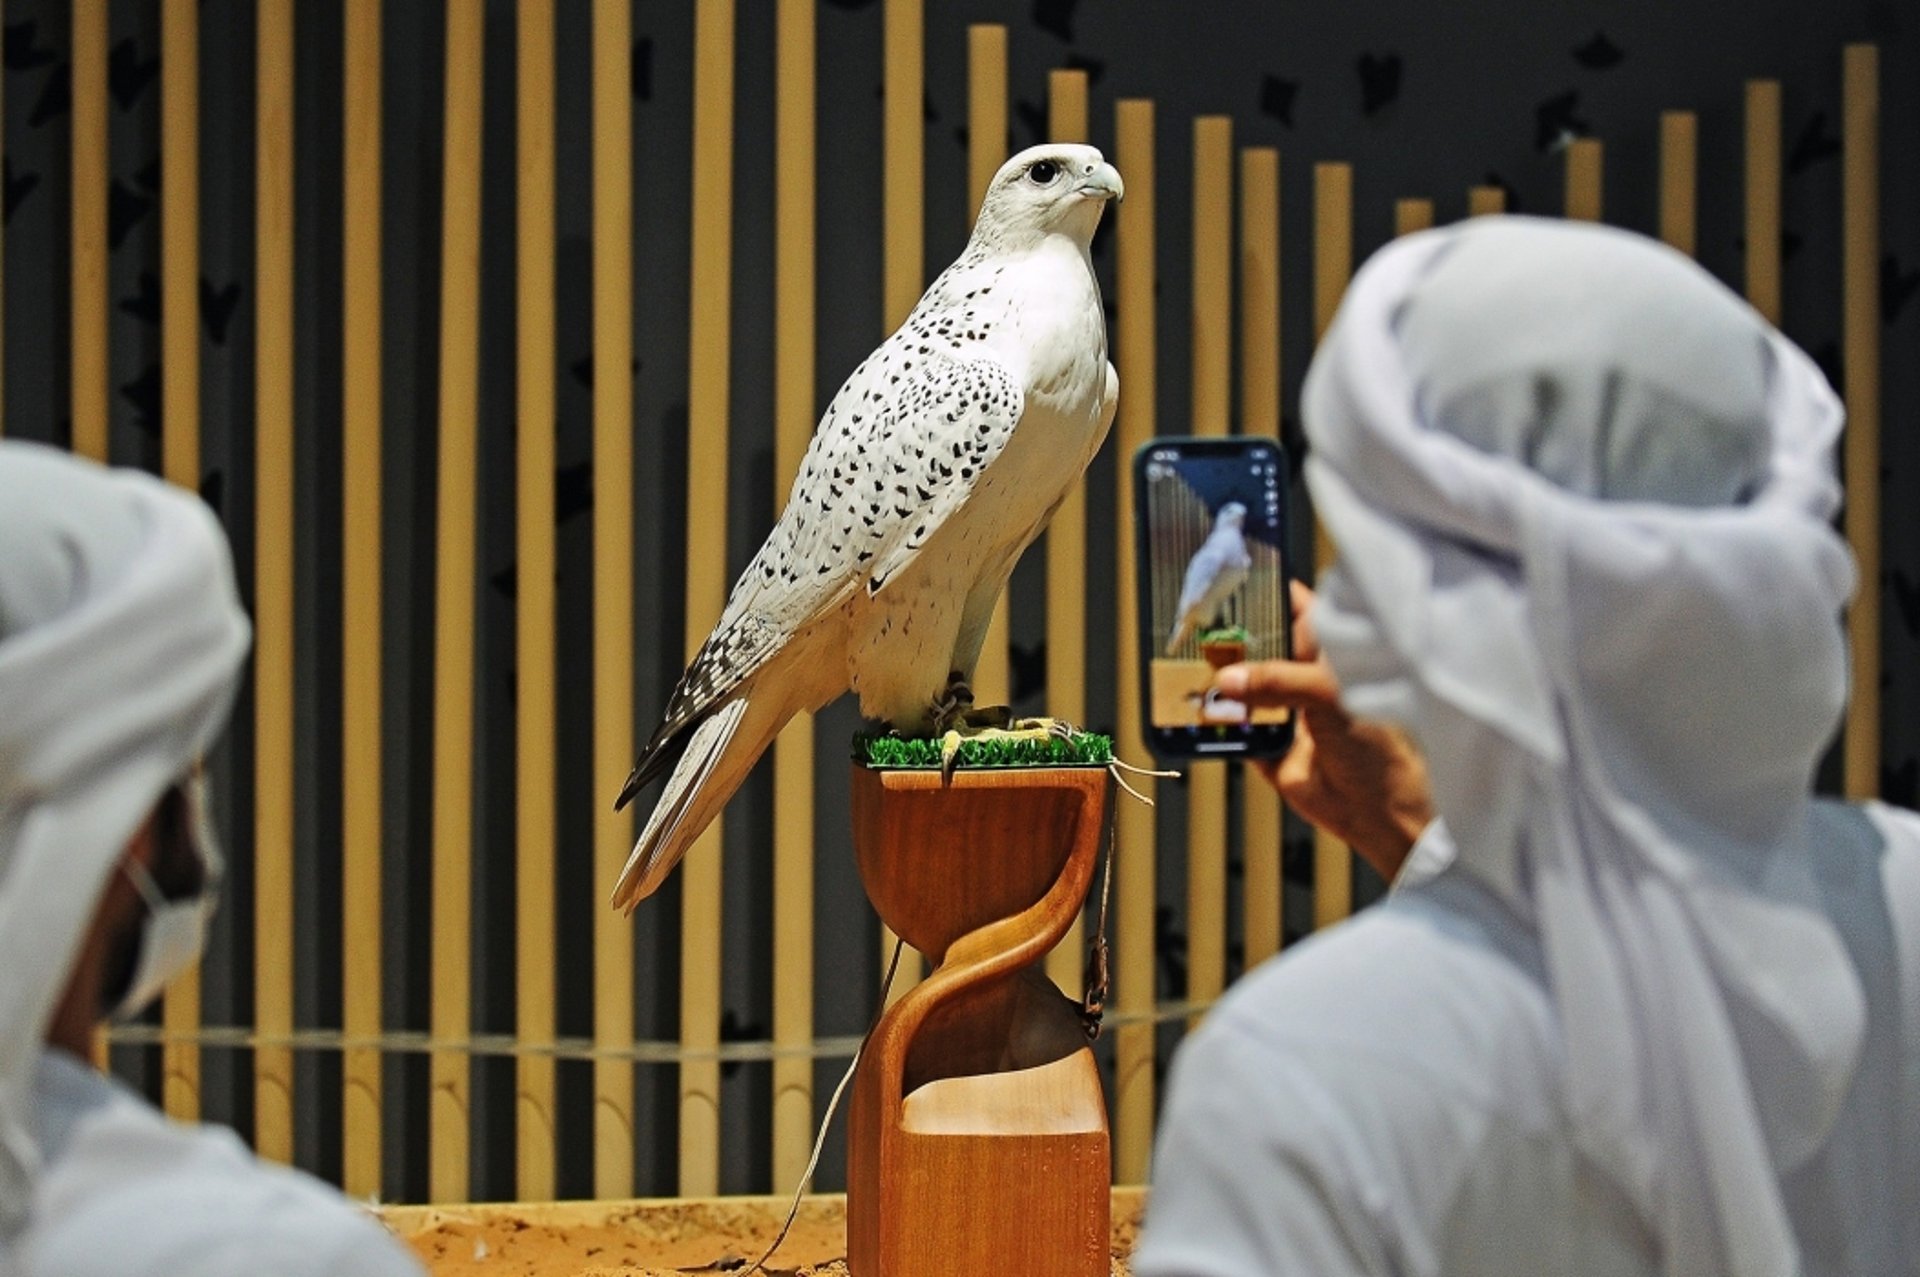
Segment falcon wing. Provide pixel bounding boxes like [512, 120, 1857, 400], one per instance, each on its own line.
[616, 349, 1024, 807]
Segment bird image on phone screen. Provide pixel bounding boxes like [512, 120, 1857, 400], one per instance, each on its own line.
[1135, 438, 1294, 758]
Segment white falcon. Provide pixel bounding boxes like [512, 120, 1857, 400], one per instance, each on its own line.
[1165, 501, 1251, 654]
[611, 144, 1123, 909]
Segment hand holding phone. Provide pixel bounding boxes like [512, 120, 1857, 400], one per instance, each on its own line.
[1134, 437, 1295, 759]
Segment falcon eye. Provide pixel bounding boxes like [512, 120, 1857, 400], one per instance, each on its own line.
[1026, 160, 1061, 186]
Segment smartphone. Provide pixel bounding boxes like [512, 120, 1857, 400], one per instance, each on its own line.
[1134, 436, 1295, 760]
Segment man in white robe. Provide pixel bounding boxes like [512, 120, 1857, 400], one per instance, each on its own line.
[0, 442, 422, 1276]
[1134, 218, 1920, 1277]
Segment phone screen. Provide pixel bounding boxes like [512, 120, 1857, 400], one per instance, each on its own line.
[1134, 437, 1294, 759]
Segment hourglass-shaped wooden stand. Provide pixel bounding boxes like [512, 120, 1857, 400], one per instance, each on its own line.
[847, 765, 1112, 1277]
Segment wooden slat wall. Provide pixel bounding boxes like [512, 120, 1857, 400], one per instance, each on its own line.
[1745, 82, 1783, 324]
[968, 25, 1013, 710]
[880, 0, 924, 1002]
[591, 0, 637, 1201]
[680, 0, 736, 1198]
[251, 0, 297, 1169]
[1043, 67, 1092, 1000]
[770, 0, 818, 1193]
[1565, 138, 1604, 221]
[429, 0, 483, 1206]
[160, 0, 202, 1123]
[1841, 44, 1880, 800]
[1238, 147, 1283, 971]
[1309, 163, 1352, 931]
[339, 0, 385, 1201]
[1111, 96, 1157, 1183]
[70, 3, 108, 462]
[1660, 112, 1698, 256]
[514, 0, 558, 1203]
[1186, 116, 1233, 1028]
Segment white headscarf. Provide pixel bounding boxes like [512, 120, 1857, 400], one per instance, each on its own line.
[1304, 217, 1865, 1276]
[0, 441, 251, 1239]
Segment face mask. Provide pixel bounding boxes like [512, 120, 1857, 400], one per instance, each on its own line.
[113, 773, 223, 1019]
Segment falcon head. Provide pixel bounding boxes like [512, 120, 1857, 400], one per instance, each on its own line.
[1215, 501, 1248, 529]
[974, 144, 1124, 251]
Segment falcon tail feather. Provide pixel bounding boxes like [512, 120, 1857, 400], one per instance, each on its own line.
[610, 697, 751, 912]
[614, 724, 691, 811]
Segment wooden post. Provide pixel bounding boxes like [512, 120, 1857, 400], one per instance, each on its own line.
[881, 0, 925, 1002]
[1187, 116, 1232, 1027]
[1239, 147, 1283, 970]
[846, 769, 1112, 1277]
[591, 0, 637, 1199]
[71, 1, 108, 461]
[429, 0, 483, 1205]
[160, 0, 202, 1124]
[770, 0, 818, 1193]
[680, 0, 735, 1197]
[1311, 163, 1352, 931]
[1842, 45, 1879, 799]
[1745, 81, 1783, 325]
[1393, 198, 1433, 236]
[1659, 112, 1697, 257]
[1043, 67, 1091, 1000]
[967, 25, 1011, 711]
[340, 0, 384, 1200]
[252, 0, 297, 1168]
[1111, 97, 1157, 1183]
[1564, 139, 1603, 222]
[1466, 185, 1506, 218]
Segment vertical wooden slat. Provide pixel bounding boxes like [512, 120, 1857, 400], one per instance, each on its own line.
[429, 0, 482, 1206]
[1112, 97, 1157, 1183]
[966, 25, 1007, 219]
[967, 24, 1011, 710]
[1659, 112, 1697, 257]
[1745, 81, 1783, 325]
[1564, 139, 1603, 222]
[514, 0, 557, 1204]
[1466, 185, 1506, 218]
[252, 0, 297, 1168]
[1393, 198, 1433, 236]
[769, 0, 817, 1192]
[591, 0, 636, 1201]
[883, 0, 923, 332]
[1310, 163, 1352, 932]
[159, 0, 201, 1123]
[1043, 67, 1091, 1000]
[680, 0, 735, 1197]
[1187, 116, 1232, 1028]
[880, 0, 924, 1002]
[340, 0, 384, 1200]
[1842, 44, 1880, 800]
[1239, 147, 1282, 971]
[70, 1, 108, 460]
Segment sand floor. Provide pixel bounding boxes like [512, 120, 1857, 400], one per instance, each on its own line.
[385, 1190, 1146, 1276]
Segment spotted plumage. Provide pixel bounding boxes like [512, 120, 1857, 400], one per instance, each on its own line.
[611, 143, 1122, 910]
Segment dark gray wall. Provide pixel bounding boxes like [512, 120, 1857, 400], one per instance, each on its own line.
[4, 0, 1912, 1202]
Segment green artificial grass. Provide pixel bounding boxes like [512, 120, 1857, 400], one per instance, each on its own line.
[1199, 625, 1252, 645]
[856, 729, 1114, 770]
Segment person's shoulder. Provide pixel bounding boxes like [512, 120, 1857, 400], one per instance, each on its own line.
[1199, 875, 1560, 1120]
[25, 1100, 421, 1277]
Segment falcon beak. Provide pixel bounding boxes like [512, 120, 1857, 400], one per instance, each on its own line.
[1074, 162, 1124, 203]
